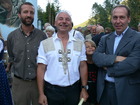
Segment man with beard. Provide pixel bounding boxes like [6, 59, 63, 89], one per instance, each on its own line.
[7, 2, 46, 105]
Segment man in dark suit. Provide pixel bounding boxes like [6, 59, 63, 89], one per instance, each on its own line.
[92, 25, 105, 46]
[93, 5, 140, 105]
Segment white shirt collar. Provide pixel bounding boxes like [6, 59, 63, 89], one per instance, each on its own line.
[115, 26, 129, 36]
[53, 32, 77, 42]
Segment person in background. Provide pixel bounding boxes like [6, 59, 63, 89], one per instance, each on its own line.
[43, 22, 51, 35]
[85, 25, 97, 40]
[104, 27, 112, 34]
[83, 39, 98, 105]
[45, 25, 55, 37]
[86, 25, 93, 35]
[92, 26, 105, 46]
[95, 26, 105, 35]
[69, 22, 85, 41]
[93, 5, 140, 105]
[83, 28, 91, 38]
[7, 2, 46, 105]
[0, 31, 13, 105]
[87, 25, 93, 32]
[43, 22, 51, 30]
[37, 11, 88, 105]
[76, 26, 83, 33]
[83, 25, 92, 38]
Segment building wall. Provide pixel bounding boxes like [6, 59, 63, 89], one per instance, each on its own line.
[0, 0, 38, 40]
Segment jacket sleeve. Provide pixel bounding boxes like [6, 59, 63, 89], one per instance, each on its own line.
[92, 35, 116, 67]
[107, 37, 140, 77]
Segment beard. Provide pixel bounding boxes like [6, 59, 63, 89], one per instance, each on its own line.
[21, 17, 34, 26]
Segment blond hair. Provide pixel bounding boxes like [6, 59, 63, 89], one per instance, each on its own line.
[85, 39, 96, 48]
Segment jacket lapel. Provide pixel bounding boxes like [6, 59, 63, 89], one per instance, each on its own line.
[115, 28, 133, 55]
[106, 33, 116, 54]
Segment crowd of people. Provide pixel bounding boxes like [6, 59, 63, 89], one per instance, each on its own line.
[0, 2, 140, 105]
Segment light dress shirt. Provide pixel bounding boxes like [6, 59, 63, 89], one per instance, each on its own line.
[0, 40, 3, 53]
[105, 27, 129, 82]
[37, 33, 87, 86]
[69, 29, 85, 41]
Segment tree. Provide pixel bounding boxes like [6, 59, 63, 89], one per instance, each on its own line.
[127, 0, 140, 29]
[37, 6, 46, 29]
[45, 0, 60, 25]
[89, 0, 121, 28]
[90, 0, 140, 30]
[37, 0, 60, 28]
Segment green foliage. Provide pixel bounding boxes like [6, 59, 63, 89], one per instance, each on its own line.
[89, 0, 140, 30]
[37, 0, 60, 28]
[127, 0, 140, 29]
[90, 0, 120, 28]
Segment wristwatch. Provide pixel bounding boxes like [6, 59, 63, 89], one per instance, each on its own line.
[81, 85, 88, 90]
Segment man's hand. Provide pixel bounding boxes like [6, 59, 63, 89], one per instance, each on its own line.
[39, 94, 48, 105]
[80, 88, 89, 102]
[115, 56, 126, 63]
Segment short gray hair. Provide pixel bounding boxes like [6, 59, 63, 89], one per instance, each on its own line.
[45, 26, 55, 32]
[55, 10, 72, 21]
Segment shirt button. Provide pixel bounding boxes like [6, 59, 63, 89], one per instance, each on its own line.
[29, 73, 31, 75]
[27, 43, 29, 44]
[27, 50, 29, 52]
[27, 58, 30, 59]
[28, 65, 30, 67]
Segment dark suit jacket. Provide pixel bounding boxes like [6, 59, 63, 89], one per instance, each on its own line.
[93, 28, 140, 105]
[92, 32, 105, 46]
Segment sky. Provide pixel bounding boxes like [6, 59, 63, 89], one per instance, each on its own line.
[38, 0, 104, 25]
